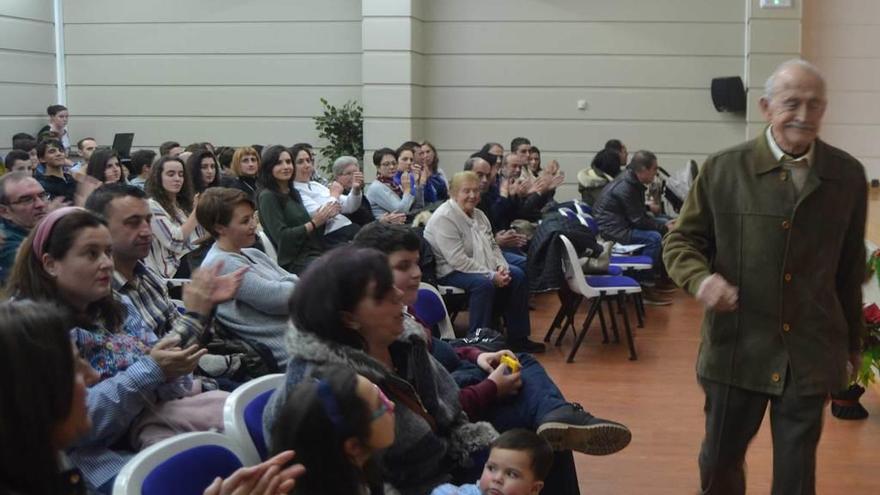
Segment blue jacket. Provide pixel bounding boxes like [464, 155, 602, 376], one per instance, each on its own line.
[0, 218, 28, 284]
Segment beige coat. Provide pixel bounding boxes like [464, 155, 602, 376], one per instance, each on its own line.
[424, 199, 508, 278]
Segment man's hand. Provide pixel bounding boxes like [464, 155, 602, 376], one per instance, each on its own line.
[184, 262, 248, 315]
[495, 230, 526, 249]
[696, 273, 739, 312]
[203, 450, 305, 495]
[400, 172, 412, 194]
[476, 349, 516, 373]
[487, 363, 522, 398]
[73, 175, 101, 207]
[849, 351, 863, 381]
[150, 335, 207, 379]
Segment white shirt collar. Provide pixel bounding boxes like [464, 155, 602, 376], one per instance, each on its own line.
[765, 125, 814, 166]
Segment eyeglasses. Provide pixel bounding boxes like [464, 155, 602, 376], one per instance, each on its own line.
[370, 384, 395, 421]
[6, 191, 49, 207]
[379, 161, 397, 168]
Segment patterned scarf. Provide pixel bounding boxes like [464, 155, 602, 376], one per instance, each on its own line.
[378, 174, 404, 198]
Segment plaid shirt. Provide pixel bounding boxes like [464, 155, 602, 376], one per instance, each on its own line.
[112, 261, 210, 347]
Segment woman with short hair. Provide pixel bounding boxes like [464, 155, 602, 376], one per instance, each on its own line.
[365, 147, 424, 219]
[197, 187, 297, 368]
[227, 146, 261, 202]
[424, 172, 543, 353]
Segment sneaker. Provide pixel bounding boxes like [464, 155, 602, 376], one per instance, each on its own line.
[654, 278, 679, 293]
[641, 287, 672, 305]
[509, 338, 546, 354]
[537, 403, 632, 455]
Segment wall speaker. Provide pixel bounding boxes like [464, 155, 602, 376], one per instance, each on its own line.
[710, 76, 746, 112]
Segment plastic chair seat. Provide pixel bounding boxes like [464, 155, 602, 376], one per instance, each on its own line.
[610, 255, 652, 265]
[585, 275, 641, 291]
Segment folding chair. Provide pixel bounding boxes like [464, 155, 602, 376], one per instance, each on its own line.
[222, 373, 285, 465]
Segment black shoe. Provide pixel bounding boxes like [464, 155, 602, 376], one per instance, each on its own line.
[509, 338, 546, 354]
[537, 403, 632, 455]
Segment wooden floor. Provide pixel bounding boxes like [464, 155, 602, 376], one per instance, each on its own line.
[486, 189, 880, 494]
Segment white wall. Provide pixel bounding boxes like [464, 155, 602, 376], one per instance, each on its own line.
[62, 0, 362, 153]
[0, 0, 55, 154]
[803, 0, 880, 180]
[416, 0, 748, 198]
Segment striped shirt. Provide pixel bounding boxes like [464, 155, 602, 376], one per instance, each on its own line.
[112, 261, 210, 347]
[145, 198, 205, 278]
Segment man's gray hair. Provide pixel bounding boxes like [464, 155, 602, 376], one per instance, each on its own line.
[0, 171, 37, 204]
[763, 58, 825, 100]
[331, 155, 359, 178]
[464, 156, 486, 171]
[627, 150, 658, 173]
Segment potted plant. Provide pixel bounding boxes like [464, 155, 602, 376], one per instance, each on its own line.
[831, 248, 880, 420]
[312, 98, 363, 176]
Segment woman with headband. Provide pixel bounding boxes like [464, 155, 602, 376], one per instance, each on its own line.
[4, 207, 227, 492]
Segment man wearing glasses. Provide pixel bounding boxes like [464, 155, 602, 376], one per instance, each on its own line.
[0, 172, 50, 283]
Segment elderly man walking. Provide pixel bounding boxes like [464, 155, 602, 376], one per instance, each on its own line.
[663, 59, 867, 495]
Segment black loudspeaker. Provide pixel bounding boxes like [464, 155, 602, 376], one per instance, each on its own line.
[710, 76, 746, 112]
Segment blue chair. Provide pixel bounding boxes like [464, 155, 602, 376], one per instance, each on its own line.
[411, 283, 456, 339]
[113, 432, 247, 495]
[222, 373, 285, 465]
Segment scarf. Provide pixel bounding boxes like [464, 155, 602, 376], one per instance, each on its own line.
[378, 175, 404, 198]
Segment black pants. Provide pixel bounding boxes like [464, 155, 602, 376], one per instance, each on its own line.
[698, 376, 825, 495]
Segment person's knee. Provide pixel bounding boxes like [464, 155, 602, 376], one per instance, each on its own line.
[470, 276, 495, 294]
[507, 265, 527, 284]
[646, 230, 662, 246]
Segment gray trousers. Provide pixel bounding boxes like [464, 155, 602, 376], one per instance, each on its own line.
[698, 376, 826, 495]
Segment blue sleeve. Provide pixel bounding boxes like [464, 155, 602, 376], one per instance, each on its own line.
[74, 357, 165, 447]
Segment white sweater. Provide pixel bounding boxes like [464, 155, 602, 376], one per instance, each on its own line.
[293, 181, 361, 234]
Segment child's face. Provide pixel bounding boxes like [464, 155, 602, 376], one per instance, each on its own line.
[478, 448, 544, 495]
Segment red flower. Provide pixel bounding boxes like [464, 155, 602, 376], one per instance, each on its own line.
[865, 303, 880, 325]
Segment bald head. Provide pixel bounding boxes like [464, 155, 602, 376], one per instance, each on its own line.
[759, 59, 828, 156]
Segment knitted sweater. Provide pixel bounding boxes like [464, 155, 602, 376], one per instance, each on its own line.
[201, 244, 297, 367]
[263, 316, 497, 495]
[257, 190, 324, 274]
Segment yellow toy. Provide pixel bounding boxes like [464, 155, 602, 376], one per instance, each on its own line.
[500, 354, 521, 373]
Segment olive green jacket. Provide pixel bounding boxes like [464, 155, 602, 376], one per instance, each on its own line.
[663, 130, 867, 396]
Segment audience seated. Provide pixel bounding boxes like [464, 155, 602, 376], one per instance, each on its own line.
[269, 366, 394, 495]
[354, 222, 631, 492]
[0, 172, 49, 284]
[127, 149, 156, 190]
[333, 155, 394, 226]
[604, 139, 629, 173]
[5, 207, 229, 492]
[256, 145, 325, 274]
[264, 246, 497, 494]
[396, 141, 443, 204]
[292, 146, 362, 247]
[144, 155, 205, 278]
[479, 142, 505, 167]
[85, 147, 125, 185]
[4, 149, 34, 175]
[186, 148, 221, 194]
[527, 145, 542, 178]
[366, 147, 425, 218]
[424, 172, 543, 353]
[226, 146, 261, 202]
[35, 138, 77, 203]
[0, 299, 302, 495]
[197, 187, 297, 368]
[592, 150, 676, 304]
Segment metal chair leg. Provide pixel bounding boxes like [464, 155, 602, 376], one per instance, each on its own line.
[597, 297, 610, 344]
[617, 293, 638, 360]
[604, 295, 620, 343]
[632, 293, 644, 328]
[556, 295, 582, 346]
[545, 290, 571, 343]
[567, 297, 601, 363]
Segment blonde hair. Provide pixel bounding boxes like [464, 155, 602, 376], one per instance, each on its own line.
[231, 147, 261, 177]
[449, 171, 480, 195]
